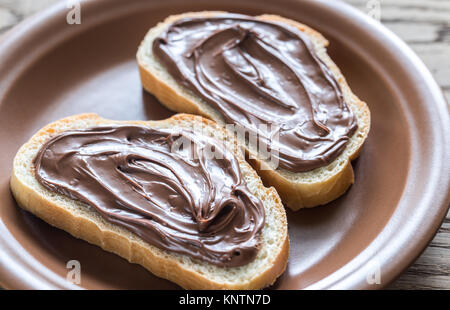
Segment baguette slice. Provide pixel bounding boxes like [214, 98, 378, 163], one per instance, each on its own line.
[11, 113, 289, 290]
[137, 12, 371, 210]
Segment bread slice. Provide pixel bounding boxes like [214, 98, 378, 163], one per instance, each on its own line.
[10, 113, 288, 290]
[137, 12, 371, 210]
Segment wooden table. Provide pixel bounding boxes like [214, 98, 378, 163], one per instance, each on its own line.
[0, 0, 448, 290]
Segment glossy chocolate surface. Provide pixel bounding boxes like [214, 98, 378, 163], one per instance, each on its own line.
[153, 14, 357, 172]
[34, 125, 264, 267]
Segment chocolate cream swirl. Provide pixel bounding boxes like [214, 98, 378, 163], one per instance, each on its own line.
[34, 125, 265, 267]
[153, 14, 358, 172]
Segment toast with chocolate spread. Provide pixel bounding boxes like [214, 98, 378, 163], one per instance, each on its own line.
[10, 113, 288, 289]
[137, 12, 371, 210]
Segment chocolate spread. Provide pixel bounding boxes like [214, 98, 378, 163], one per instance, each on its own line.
[34, 125, 265, 267]
[153, 14, 358, 172]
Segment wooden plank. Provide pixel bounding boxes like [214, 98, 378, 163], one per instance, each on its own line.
[0, 7, 18, 33]
[409, 43, 450, 88]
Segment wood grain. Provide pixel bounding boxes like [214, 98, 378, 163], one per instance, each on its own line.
[0, 0, 448, 290]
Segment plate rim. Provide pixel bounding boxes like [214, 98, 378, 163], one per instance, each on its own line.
[0, 0, 449, 290]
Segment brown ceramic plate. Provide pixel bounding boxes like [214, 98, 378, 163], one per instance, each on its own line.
[0, 0, 449, 290]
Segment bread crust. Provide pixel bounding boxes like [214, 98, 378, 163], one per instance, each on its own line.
[137, 12, 371, 210]
[11, 113, 289, 290]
